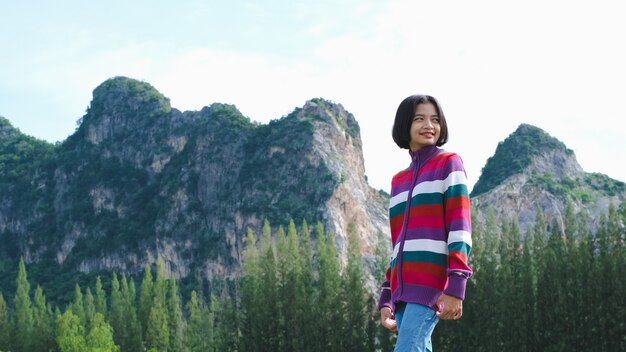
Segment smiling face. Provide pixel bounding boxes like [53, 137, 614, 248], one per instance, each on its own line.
[409, 102, 441, 151]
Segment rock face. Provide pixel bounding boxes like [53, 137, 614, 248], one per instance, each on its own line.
[4, 79, 623, 295]
[0, 77, 389, 288]
[471, 124, 626, 235]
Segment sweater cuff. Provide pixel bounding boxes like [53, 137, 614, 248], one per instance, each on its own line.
[444, 275, 467, 300]
[377, 282, 392, 311]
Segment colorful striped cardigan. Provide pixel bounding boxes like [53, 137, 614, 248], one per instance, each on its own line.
[377, 145, 473, 312]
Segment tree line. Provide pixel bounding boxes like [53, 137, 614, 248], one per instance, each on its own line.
[0, 202, 624, 351]
[0, 219, 388, 352]
[441, 201, 625, 351]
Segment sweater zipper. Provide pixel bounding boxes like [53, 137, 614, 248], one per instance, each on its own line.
[396, 152, 420, 297]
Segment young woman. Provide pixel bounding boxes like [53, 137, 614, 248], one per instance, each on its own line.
[377, 95, 473, 351]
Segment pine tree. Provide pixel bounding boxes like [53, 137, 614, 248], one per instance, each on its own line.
[316, 224, 342, 350]
[595, 203, 625, 351]
[0, 293, 9, 351]
[168, 278, 185, 352]
[32, 285, 55, 352]
[139, 263, 154, 339]
[280, 219, 306, 351]
[85, 312, 120, 352]
[215, 295, 239, 351]
[240, 227, 261, 352]
[56, 309, 87, 352]
[506, 218, 528, 351]
[457, 208, 499, 351]
[13, 257, 34, 352]
[122, 275, 143, 352]
[340, 222, 368, 351]
[531, 206, 549, 348]
[70, 283, 86, 326]
[607, 203, 625, 351]
[257, 219, 279, 351]
[84, 287, 96, 330]
[275, 222, 289, 352]
[95, 276, 107, 317]
[207, 294, 218, 351]
[312, 222, 328, 351]
[184, 290, 207, 352]
[452, 211, 484, 350]
[145, 258, 169, 351]
[109, 273, 126, 349]
[537, 218, 568, 351]
[373, 230, 395, 351]
[560, 201, 580, 346]
[298, 219, 317, 352]
[521, 227, 538, 350]
[365, 297, 380, 352]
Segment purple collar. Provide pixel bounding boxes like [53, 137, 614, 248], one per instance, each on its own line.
[408, 145, 442, 169]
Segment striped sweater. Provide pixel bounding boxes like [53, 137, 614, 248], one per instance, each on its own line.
[377, 145, 473, 312]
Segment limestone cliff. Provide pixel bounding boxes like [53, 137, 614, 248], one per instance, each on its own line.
[471, 124, 626, 235]
[0, 77, 389, 292]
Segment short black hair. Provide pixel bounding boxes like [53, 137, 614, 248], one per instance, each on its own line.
[392, 94, 448, 149]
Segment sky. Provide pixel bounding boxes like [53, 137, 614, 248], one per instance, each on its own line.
[1, 0, 625, 193]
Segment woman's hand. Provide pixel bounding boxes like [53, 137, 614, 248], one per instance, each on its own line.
[436, 294, 463, 320]
[380, 307, 397, 332]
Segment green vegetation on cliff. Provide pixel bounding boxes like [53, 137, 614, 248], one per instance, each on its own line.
[0, 117, 55, 187]
[0, 77, 348, 299]
[471, 124, 572, 197]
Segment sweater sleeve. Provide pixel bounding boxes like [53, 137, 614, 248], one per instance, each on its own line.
[377, 267, 393, 311]
[442, 155, 473, 300]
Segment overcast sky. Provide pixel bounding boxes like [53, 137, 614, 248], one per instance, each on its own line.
[1, 0, 625, 193]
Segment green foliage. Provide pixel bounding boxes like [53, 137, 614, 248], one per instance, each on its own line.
[239, 110, 337, 224]
[236, 219, 394, 351]
[0, 208, 624, 351]
[374, 230, 396, 350]
[108, 273, 125, 349]
[471, 124, 572, 197]
[139, 265, 154, 339]
[13, 258, 33, 352]
[70, 284, 86, 326]
[167, 278, 185, 352]
[94, 276, 107, 316]
[527, 171, 625, 204]
[184, 290, 215, 352]
[87, 76, 172, 122]
[0, 293, 10, 351]
[56, 310, 87, 352]
[433, 203, 626, 352]
[340, 223, 370, 351]
[0, 117, 55, 186]
[144, 259, 169, 351]
[32, 286, 55, 351]
[85, 313, 120, 352]
[0, 80, 375, 314]
[584, 172, 626, 196]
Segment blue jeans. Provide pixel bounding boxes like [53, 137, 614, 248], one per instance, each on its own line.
[394, 302, 439, 352]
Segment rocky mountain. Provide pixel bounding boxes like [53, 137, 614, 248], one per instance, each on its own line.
[0, 77, 388, 294]
[3, 78, 624, 300]
[470, 123, 626, 235]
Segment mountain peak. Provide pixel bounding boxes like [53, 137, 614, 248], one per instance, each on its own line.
[471, 123, 624, 235]
[471, 123, 574, 197]
[76, 76, 172, 145]
[301, 98, 361, 149]
[90, 76, 171, 115]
